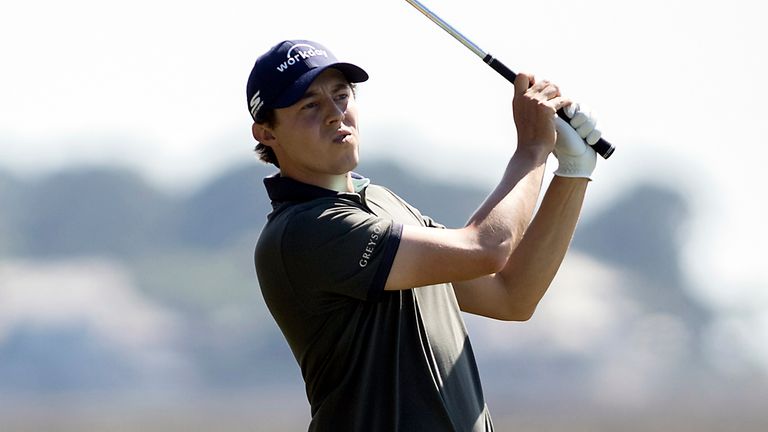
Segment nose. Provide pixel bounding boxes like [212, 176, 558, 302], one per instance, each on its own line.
[326, 96, 347, 124]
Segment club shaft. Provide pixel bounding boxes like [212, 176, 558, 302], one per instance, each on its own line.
[404, 0, 486, 59]
[404, 0, 615, 159]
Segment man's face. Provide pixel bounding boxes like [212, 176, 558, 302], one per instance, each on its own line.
[268, 68, 360, 182]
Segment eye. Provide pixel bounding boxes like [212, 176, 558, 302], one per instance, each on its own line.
[301, 101, 319, 110]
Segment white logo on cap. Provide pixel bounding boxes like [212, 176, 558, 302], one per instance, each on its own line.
[276, 43, 329, 73]
[249, 90, 264, 118]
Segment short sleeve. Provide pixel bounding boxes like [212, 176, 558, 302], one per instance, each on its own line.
[422, 214, 446, 229]
[282, 201, 402, 302]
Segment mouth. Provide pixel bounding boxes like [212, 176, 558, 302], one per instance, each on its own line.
[333, 129, 353, 144]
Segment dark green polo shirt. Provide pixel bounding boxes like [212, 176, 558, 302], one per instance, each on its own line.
[255, 173, 493, 432]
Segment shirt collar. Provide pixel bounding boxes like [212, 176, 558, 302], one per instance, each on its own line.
[351, 175, 370, 193]
[264, 172, 370, 204]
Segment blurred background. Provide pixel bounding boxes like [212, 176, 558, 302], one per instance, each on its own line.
[2, 0, 767, 430]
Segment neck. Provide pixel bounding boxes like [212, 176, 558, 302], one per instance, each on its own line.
[280, 169, 353, 193]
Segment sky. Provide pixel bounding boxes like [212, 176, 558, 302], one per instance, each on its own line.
[2, 1, 767, 337]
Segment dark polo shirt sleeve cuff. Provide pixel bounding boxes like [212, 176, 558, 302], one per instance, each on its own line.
[368, 222, 403, 301]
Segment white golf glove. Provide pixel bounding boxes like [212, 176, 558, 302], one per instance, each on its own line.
[553, 103, 600, 180]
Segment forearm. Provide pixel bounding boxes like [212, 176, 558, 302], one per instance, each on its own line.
[453, 91, 600, 321]
[463, 148, 549, 259]
[385, 149, 550, 291]
[497, 176, 588, 311]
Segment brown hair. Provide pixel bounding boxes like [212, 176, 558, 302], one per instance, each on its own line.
[253, 108, 279, 167]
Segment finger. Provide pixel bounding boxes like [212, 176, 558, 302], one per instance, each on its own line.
[530, 81, 561, 100]
[576, 118, 597, 139]
[586, 128, 602, 146]
[514, 73, 534, 97]
[569, 111, 588, 128]
[550, 96, 571, 113]
[563, 102, 580, 119]
[528, 79, 550, 91]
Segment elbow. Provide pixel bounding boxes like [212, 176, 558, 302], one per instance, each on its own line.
[460, 225, 517, 277]
[474, 228, 516, 274]
[512, 306, 536, 322]
[475, 246, 509, 276]
[501, 304, 537, 322]
[496, 276, 541, 322]
[476, 235, 515, 275]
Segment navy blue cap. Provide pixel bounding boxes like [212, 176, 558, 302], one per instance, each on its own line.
[246, 40, 369, 120]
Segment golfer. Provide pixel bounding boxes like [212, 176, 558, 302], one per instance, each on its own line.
[247, 39, 600, 431]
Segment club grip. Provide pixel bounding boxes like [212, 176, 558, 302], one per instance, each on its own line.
[484, 54, 517, 83]
[483, 55, 615, 159]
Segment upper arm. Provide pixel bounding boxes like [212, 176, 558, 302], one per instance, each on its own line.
[384, 224, 537, 320]
[384, 224, 506, 291]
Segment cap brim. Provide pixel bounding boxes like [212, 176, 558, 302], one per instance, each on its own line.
[273, 63, 369, 109]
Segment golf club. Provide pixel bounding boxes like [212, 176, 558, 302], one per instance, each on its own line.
[404, 0, 615, 159]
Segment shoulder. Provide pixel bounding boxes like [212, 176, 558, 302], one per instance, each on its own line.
[367, 184, 421, 214]
[257, 196, 380, 250]
[266, 196, 362, 227]
[367, 183, 407, 203]
[366, 184, 444, 228]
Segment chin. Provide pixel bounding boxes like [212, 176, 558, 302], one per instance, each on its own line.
[338, 150, 360, 173]
[343, 157, 360, 173]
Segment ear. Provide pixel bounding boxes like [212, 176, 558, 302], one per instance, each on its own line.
[252, 122, 276, 147]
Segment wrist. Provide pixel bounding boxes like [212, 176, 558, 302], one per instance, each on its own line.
[553, 155, 596, 180]
[553, 170, 593, 181]
[513, 143, 551, 166]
